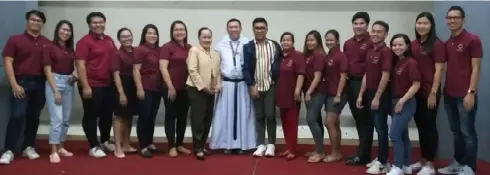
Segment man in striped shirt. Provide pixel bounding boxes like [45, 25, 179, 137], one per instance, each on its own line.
[242, 17, 282, 157]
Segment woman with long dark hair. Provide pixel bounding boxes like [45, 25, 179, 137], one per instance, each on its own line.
[276, 32, 304, 160]
[303, 30, 326, 163]
[410, 12, 445, 175]
[387, 34, 421, 175]
[112, 27, 138, 158]
[187, 27, 221, 160]
[43, 20, 77, 163]
[159, 20, 192, 157]
[133, 24, 161, 158]
[322, 29, 348, 163]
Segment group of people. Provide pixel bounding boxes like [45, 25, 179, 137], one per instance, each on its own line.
[0, 5, 482, 175]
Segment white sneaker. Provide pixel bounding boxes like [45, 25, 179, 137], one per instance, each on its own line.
[366, 157, 378, 167]
[0, 151, 14, 165]
[403, 166, 412, 174]
[101, 141, 115, 152]
[264, 144, 275, 157]
[366, 161, 389, 174]
[411, 161, 423, 170]
[457, 166, 475, 175]
[438, 161, 463, 174]
[418, 165, 436, 175]
[22, 147, 40, 160]
[253, 145, 266, 157]
[89, 147, 107, 158]
[387, 166, 404, 175]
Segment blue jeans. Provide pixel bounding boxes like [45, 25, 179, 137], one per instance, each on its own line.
[4, 76, 45, 151]
[366, 90, 390, 163]
[390, 97, 416, 169]
[444, 96, 478, 171]
[45, 73, 74, 144]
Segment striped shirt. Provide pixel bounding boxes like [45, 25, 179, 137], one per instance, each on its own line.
[254, 40, 275, 91]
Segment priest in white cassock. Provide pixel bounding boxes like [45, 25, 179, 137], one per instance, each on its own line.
[210, 18, 256, 154]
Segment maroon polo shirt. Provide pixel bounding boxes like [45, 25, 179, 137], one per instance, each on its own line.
[444, 30, 483, 97]
[112, 47, 135, 76]
[411, 39, 446, 96]
[42, 43, 75, 75]
[276, 50, 306, 108]
[2, 31, 51, 76]
[134, 43, 160, 91]
[391, 57, 421, 98]
[75, 32, 117, 87]
[365, 42, 393, 91]
[343, 33, 374, 77]
[303, 52, 325, 94]
[160, 41, 191, 90]
[324, 47, 348, 96]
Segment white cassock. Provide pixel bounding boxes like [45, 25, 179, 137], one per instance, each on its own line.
[210, 35, 256, 150]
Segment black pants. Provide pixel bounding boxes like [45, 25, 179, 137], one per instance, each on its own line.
[188, 87, 214, 152]
[346, 78, 373, 158]
[79, 86, 115, 148]
[4, 76, 45, 151]
[137, 90, 161, 149]
[414, 92, 439, 161]
[162, 88, 189, 149]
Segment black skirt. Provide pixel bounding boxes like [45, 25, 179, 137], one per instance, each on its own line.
[114, 75, 138, 118]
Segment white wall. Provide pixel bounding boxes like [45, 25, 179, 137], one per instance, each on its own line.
[38, 1, 433, 124]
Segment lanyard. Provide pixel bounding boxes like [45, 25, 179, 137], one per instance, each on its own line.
[229, 41, 240, 68]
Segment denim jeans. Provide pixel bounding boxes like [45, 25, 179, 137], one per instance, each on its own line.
[444, 96, 478, 171]
[4, 76, 45, 151]
[365, 89, 390, 164]
[390, 97, 416, 169]
[45, 73, 74, 144]
[136, 90, 161, 149]
[305, 92, 326, 153]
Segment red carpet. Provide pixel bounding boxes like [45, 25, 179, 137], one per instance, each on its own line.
[1, 140, 489, 175]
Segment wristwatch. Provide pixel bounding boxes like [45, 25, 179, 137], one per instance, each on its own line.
[468, 89, 476, 94]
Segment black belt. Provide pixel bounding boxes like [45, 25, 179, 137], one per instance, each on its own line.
[222, 76, 244, 82]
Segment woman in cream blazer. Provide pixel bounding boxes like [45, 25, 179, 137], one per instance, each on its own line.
[186, 27, 221, 160]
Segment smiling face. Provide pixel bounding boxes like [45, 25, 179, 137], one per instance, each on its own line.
[57, 23, 72, 42]
[281, 34, 294, 50]
[324, 33, 338, 49]
[352, 18, 368, 36]
[253, 22, 268, 40]
[446, 10, 464, 31]
[172, 23, 186, 42]
[26, 14, 44, 33]
[306, 34, 318, 51]
[391, 37, 408, 57]
[227, 21, 242, 40]
[118, 30, 133, 47]
[199, 29, 213, 48]
[370, 24, 387, 44]
[145, 28, 158, 45]
[89, 16, 105, 35]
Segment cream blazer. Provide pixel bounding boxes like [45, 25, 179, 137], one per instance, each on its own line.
[186, 45, 221, 90]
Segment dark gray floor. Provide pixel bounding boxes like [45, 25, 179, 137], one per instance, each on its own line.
[39, 88, 416, 127]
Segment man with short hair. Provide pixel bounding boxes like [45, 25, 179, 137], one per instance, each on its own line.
[243, 17, 282, 157]
[0, 10, 50, 165]
[75, 12, 117, 158]
[438, 6, 482, 175]
[210, 18, 256, 154]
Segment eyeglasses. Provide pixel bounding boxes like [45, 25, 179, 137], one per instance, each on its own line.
[445, 16, 463, 20]
[254, 27, 266, 31]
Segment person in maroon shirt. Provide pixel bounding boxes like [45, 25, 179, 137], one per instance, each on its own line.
[75, 12, 117, 158]
[112, 27, 138, 158]
[276, 32, 305, 160]
[357, 21, 392, 174]
[343, 12, 375, 166]
[133, 24, 161, 158]
[387, 34, 421, 175]
[159, 20, 192, 157]
[409, 12, 445, 174]
[0, 10, 50, 164]
[322, 29, 348, 163]
[43, 20, 77, 164]
[438, 6, 482, 175]
[302, 30, 326, 163]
